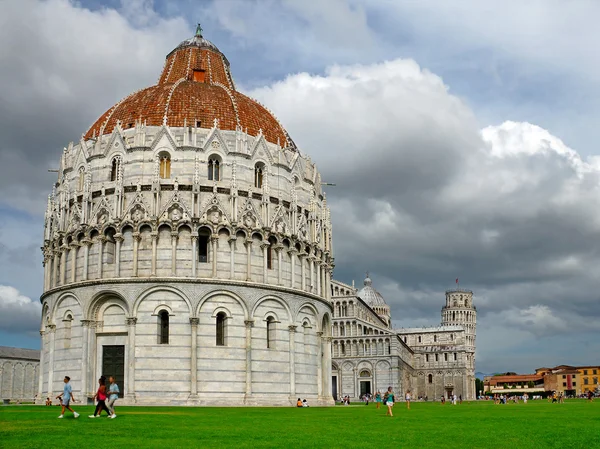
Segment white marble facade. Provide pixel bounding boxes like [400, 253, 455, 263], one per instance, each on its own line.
[0, 347, 40, 402]
[39, 33, 334, 406]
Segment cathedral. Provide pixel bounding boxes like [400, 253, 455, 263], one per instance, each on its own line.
[38, 28, 476, 406]
[331, 278, 476, 401]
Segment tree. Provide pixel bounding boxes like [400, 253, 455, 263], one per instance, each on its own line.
[475, 378, 484, 395]
[527, 381, 535, 388]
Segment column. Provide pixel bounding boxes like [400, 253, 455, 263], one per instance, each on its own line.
[261, 243, 269, 283]
[211, 236, 219, 277]
[46, 325, 56, 396]
[309, 257, 315, 293]
[37, 331, 45, 400]
[132, 232, 140, 277]
[228, 237, 236, 279]
[288, 325, 297, 399]
[244, 320, 254, 400]
[87, 322, 97, 397]
[52, 250, 59, 288]
[43, 254, 50, 291]
[70, 243, 78, 283]
[275, 245, 283, 285]
[97, 237, 104, 279]
[324, 336, 332, 400]
[80, 320, 90, 400]
[316, 331, 323, 398]
[315, 261, 321, 297]
[245, 238, 253, 281]
[126, 317, 137, 401]
[60, 246, 67, 285]
[288, 248, 297, 289]
[150, 232, 157, 276]
[190, 235, 197, 277]
[82, 239, 91, 281]
[189, 318, 199, 398]
[114, 234, 123, 277]
[299, 254, 306, 291]
[171, 231, 178, 276]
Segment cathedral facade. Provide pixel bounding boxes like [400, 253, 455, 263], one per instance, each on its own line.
[38, 29, 334, 406]
[331, 279, 476, 401]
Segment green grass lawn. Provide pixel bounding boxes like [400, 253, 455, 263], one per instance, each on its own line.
[1, 400, 598, 448]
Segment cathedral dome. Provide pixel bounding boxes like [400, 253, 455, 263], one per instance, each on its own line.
[358, 275, 387, 308]
[84, 26, 293, 148]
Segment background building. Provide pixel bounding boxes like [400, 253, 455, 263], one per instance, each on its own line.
[331, 278, 477, 401]
[0, 346, 40, 402]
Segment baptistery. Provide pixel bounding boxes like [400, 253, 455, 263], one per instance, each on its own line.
[38, 27, 334, 406]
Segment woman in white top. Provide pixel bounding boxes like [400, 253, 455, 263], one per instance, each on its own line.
[405, 391, 411, 409]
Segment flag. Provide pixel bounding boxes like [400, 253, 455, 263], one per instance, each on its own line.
[456, 278, 459, 284]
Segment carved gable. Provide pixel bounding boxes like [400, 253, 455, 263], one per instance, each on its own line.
[199, 193, 230, 226]
[158, 190, 193, 223]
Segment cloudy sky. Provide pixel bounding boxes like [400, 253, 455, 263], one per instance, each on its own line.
[1, 0, 600, 374]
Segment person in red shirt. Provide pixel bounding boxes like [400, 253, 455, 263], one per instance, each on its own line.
[89, 376, 111, 418]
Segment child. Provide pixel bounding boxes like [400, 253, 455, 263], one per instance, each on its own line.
[57, 376, 80, 419]
[89, 376, 111, 418]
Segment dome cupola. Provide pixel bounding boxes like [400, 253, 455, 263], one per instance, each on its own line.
[85, 25, 294, 149]
[357, 273, 391, 327]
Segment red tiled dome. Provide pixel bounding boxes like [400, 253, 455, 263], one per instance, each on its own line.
[85, 30, 292, 148]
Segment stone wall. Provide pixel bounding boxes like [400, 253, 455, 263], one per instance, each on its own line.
[0, 358, 39, 401]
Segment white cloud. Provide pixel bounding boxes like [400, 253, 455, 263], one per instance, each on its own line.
[250, 56, 600, 372]
[0, 285, 40, 335]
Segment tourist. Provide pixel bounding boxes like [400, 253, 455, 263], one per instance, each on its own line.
[106, 376, 119, 419]
[89, 376, 111, 418]
[523, 393, 528, 404]
[587, 390, 594, 402]
[405, 390, 411, 409]
[45, 397, 52, 406]
[441, 395, 445, 405]
[297, 398, 303, 407]
[459, 394, 462, 404]
[375, 391, 382, 409]
[384, 386, 395, 417]
[57, 376, 79, 419]
[452, 394, 457, 405]
[302, 399, 309, 407]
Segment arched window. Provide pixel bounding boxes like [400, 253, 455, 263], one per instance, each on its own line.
[198, 228, 211, 263]
[418, 335, 422, 343]
[428, 374, 433, 384]
[63, 314, 73, 349]
[110, 157, 121, 182]
[450, 334, 454, 341]
[359, 370, 370, 378]
[434, 335, 437, 342]
[208, 156, 220, 181]
[78, 167, 85, 191]
[159, 153, 171, 179]
[266, 316, 275, 349]
[341, 342, 345, 356]
[254, 163, 264, 188]
[216, 312, 226, 346]
[444, 353, 448, 361]
[158, 310, 169, 344]
[435, 354, 439, 362]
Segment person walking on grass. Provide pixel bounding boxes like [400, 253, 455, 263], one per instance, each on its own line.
[106, 376, 119, 419]
[57, 376, 79, 419]
[384, 386, 395, 417]
[405, 390, 411, 409]
[89, 376, 111, 418]
[375, 391, 382, 409]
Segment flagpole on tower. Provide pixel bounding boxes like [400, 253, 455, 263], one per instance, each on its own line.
[456, 278, 459, 290]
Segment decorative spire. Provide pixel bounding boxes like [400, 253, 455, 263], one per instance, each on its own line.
[195, 23, 203, 38]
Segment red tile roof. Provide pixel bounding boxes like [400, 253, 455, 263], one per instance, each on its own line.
[85, 34, 290, 148]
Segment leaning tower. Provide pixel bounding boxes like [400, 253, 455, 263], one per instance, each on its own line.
[441, 288, 476, 398]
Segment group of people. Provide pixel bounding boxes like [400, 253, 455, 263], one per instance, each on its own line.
[296, 398, 309, 407]
[56, 375, 120, 419]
